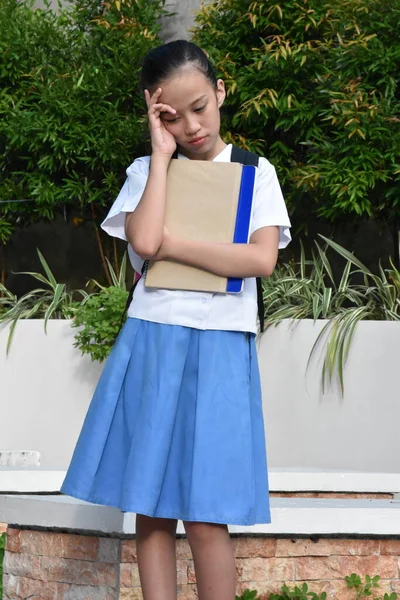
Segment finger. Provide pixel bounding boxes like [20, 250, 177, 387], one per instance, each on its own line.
[148, 87, 163, 105]
[149, 103, 176, 115]
[144, 89, 151, 108]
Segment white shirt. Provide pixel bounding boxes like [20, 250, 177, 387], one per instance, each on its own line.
[101, 144, 291, 334]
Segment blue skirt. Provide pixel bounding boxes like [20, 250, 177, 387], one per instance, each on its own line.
[61, 318, 270, 525]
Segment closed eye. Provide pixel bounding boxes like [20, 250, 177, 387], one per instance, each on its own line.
[194, 105, 206, 113]
[162, 116, 179, 123]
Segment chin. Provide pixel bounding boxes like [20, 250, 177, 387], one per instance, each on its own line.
[179, 138, 215, 159]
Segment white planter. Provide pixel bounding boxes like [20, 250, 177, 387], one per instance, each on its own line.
[0, 320, 102, 470]
[1, 319, 399, 473]
[258, 319, 400, 473]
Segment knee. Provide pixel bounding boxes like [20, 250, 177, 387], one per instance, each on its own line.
[136, 513, 178, 535]
[183, 521, 227, 546]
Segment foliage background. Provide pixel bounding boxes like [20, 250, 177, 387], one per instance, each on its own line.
[1, 0, 399, 292]
[0, 0, 164, 252]
[193, 0, 400, 232]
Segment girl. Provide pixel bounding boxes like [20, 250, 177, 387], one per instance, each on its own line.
[61, 40, 291, 600]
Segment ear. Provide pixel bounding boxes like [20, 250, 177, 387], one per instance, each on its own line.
[216, 79, 226, 108]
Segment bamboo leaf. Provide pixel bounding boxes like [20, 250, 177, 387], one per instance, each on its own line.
[37, 249, 58, 289]
[319, 235, 372, 273]
[322, 287, 332, 317]
[44, 283, 66, 332]
[315, 242, 335, 285]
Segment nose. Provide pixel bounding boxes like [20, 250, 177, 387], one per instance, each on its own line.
[184, 116, 201, 137]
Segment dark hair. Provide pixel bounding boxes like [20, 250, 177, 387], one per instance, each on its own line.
[141, 40, 217, 92]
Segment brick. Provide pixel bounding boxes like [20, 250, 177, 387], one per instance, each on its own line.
[38, 555, 118, 586]
[119, 562, 141, 587]
[2, 574, 20, 600]
[119, 589, 144, 599]
[295, 555, 399, 581]
[176, 538, 192, 560]
[381, 540, 400, 556]
[276, 538, 380, 557]
[233, 537, 276, 558]
[391, 579, 400, 594]
[305, 580, 350, 600]
[177, 584, 198, 599]
[61, 583, 116, 600]
[98, 538, 120, 563]
[177, 559, 188, 585]
[3, 551, 41, 578]
[237, 557, 295, 582]
[6, 528, 22, 553]
[16, 574, 50, 600]
[130, 563, 141, 587]
[2, 573, 61, 600]
[6, 529, 99, 561]
[4, 552, 118, 586]
[329, 577, 392, 600]
[236, 580, 273, 597]
[187, 560, 196, 584]
[120, 563, 133, 587]
[121, 540, 137, 563]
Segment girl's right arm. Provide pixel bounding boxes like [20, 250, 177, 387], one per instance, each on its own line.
[125, 88, 176, 259]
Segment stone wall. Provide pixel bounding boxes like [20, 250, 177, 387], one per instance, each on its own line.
[3, 527, 400, 600]
[161, 1, 204, 42]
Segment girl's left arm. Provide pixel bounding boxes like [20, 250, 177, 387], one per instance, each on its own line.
[153, 226, 279, 278]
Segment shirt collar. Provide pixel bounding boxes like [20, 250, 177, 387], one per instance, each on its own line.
[177, 144, 232, 162]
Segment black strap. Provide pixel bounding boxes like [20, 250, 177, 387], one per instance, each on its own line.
[230, 146, 259, 168]
[230, 146, 265, 333]
[119, 260, 147, 333]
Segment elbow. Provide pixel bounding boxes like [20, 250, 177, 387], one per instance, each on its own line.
[258, 260, 276, 278]
[125, 216, 162, 260]
[131, 240, 161, 261]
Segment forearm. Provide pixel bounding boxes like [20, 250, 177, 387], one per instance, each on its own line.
[125, 154, 170, 258]
[165, 237, 278, 278]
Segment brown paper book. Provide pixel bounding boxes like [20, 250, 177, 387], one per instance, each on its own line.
[144, 159, 244, 293]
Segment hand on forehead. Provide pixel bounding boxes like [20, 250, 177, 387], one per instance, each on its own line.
[156, 69, 214, 112]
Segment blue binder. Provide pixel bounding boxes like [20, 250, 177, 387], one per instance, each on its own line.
[226, 165, 256, 293]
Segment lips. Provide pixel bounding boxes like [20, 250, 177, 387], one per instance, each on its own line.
[189, 136, 207, 146]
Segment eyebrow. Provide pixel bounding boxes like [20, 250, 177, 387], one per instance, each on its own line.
[190, 94, 208, 106]
[161, 94, 208, 117]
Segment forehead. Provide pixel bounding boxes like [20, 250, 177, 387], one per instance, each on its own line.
[158, 68, 214, 110]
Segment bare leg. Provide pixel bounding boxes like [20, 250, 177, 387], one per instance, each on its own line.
[183, 521, 236, 600]
[136, 513, 178, 600]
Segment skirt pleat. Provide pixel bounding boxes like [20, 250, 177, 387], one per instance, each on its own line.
[61, 318, 270, 525]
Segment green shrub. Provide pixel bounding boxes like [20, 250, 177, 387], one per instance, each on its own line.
[72, 286, 129, 361]
[72, 252, 129, 361]
[269, 582, 327, 600]
[193, 0, 400, 224]
[237, 575, 399, 599]
[0, 0, 165, 243]
[0, 532, 5, 599]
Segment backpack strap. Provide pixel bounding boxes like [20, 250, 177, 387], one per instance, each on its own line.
[230, 146, 265, 333]
[230, 145, 259, 168]
[119, 260, 147, 333]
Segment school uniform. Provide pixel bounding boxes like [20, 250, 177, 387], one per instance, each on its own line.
[61, 144, 291, 525]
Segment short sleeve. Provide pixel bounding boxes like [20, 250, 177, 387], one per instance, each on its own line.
[101, 156, 150, 272]
[250, 157, 291, 249]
